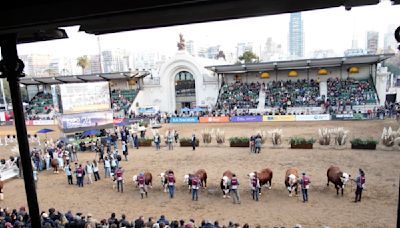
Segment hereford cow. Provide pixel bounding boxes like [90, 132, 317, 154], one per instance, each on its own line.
[0, 180, 4, 200]
[327, 166, 351, 196]
[51, 159, 59, 174]
[184, 169, 207, 192]
[133, 172, 153, 188]
[284, 168, 299, 197]
[159, 169, 174, 192]
[221, 170, 233, 198]
[248, 168, 273, 195]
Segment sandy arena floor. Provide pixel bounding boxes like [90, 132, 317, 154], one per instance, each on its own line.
[0, 120, 399, 228]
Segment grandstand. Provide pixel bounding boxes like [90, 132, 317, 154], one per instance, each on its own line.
[25, 91, 54, 119]
[111, 89, 138, 117]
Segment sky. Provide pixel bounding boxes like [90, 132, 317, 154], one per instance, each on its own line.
[16, 0, 400, 59]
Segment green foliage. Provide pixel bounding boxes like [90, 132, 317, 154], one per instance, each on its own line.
[76, 55, 90, 74]
[139, 138, 153, 143]
[228, 137, 250, 144]
[289, 136, 316, 145]
[179, 137, 199, 144]
[350, 138, 379, 146]
[238, 51, 259, 63]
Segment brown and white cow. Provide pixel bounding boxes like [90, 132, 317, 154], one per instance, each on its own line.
[184, 169, 207, 192]
[133, 172, 153, 188]
[284, 168, 299, 197]
[327, 166, 351, 196]
[221, 170, 234, 198]
[51, 159, 59, 174]
[248, 168, 273, 195]
[159, 169, 174, 192]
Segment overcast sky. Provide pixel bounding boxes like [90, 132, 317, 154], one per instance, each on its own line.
[17, 0, 400, 58]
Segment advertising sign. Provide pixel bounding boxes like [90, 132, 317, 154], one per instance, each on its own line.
[262, 115, 296, 122]
[59, 81, 111, 114]
[170, 117, 199, 123]
[199, 116, 230, 123]
[58, 110, 113, 130]
[295, 114, 331, 121]
[333, 113, 354, 120]
[230, 116, 262, 122]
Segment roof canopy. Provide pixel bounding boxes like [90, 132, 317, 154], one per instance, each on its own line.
[0, 0, 396, 41]
[205, 54, 395, 74]
[20, 70, 150, 85]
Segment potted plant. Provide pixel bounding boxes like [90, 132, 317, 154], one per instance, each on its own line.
[229, 137, 250, 147]
[289, 137, 315, 149]
[350, 138, 378, 150]
[215, 128, 225, 145]
[179, 137, 200, 147]
[138, 138, 153, 146]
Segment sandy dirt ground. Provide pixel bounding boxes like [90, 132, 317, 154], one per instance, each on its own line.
[0, 120, 399, 228]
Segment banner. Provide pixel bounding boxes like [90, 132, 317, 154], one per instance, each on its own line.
[262, 115, 296, 122]
[199, 116, 230, 123]
[32, 120, 55, 125]
[230, 116, 262, 122]
[295, 114, 331, 121]
[59, 81, 111, 114]
[333, 113, 354, 120]
[58, 110, 113, 130]
[170, 117, 199, 123]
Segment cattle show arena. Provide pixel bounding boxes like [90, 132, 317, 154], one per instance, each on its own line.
[0, 120, 399, 228]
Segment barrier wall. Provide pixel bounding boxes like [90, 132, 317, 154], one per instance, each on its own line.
[25, 120, 55, 126]
[199, 116, 230, 123]
[262, 115, 296, 122]
[295, 114, 331, 121]
[170, 117, 199, 123]
[230, 116, 262, 122]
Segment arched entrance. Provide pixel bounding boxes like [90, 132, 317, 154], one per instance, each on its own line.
[175, 71, 196, 111]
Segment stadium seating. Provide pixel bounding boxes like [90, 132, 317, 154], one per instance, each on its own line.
[217, 82, 260, 110]
[25, 92, 54, 116]
[111, 89, 138, 117]
[327, 78, 378, 106]
[264, 79, 322, 108]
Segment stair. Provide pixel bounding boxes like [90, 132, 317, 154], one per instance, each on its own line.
[257, 85, 266, 112]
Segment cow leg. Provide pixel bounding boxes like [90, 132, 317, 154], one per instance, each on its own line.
[268, 180, 272, 189]
[204, 179, 207, 188]
[341, 187, 344, 196]
[335, 186, 339, 195]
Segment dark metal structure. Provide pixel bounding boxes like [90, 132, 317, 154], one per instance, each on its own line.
[0, 0, 398, 227]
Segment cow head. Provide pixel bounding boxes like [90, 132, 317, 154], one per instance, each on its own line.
[340, 173, 350, 187]
[287, 174, 297, 196]
[184, 174, 190, 185]
[132, 175, 138, 185]
[221, 176, 229, 187]
[159, 172, 166, 185]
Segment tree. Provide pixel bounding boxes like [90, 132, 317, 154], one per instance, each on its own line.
[76, 55, 90, 74]
[238, 51, 259, 64]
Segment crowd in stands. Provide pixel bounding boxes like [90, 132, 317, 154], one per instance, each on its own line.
[265, 79, 322, 108]
[111, 89, 138, 118]
[326, 78, 377, 107]
[25, 92, 54, 119]
[217, 82, 261, 110]
[0, 207, 312, 228]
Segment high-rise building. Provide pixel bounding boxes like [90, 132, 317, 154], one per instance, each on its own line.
[261, 37, 283, 61]
[384, 25, 397, 53]
[90, 54, 102, 74]
[186, 40, 195, 56]
[366, 31, 379, 54]
[20, 54, 52, 77]
[288, 12, 304, 58]
[102, 49, 130, 73]
[206, 45, 220, 59]
[236, 42, 253, 59]
[197, 47, 207, 58]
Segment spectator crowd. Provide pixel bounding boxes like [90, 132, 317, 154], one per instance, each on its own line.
[217, 82, 261, 110]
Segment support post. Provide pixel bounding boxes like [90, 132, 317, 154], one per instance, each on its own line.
[0, 34, 41, 228]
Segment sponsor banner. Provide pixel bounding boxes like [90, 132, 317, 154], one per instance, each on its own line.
[113, 118, 125, 124]
[262, 115, 296, 122]
[58, 110, 113, 130]
[230, 116, 262, 122]
[138, 106, 159, 114]
[59, 81, 111, 114]
[170, 117, 199, 123]
[32, 120, 55, 125]
[352, 113, 367, 120]
[199, 116, 230, 123]
[295, 114, 331, 121]
[333, 114, 354, 120]
[25, 120, 33, 126]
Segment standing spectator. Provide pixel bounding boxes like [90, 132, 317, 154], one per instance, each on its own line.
[137, 172, 148, 199]
[154, 133, 161, 150]
[104, 157, 111, 178]
[353, 168, 366, 203]
[167, 131, 174, 150]
[145, 217, 155, 228]
[93, 160, 100, 181]
[133, 133, 139, 149]
[191, 134, 197, 151]
[115, 166, 124, 193]
[33, 167, 38, 190]
[122, 141, 129, 161]
[65, 163, 73, 185]
[230, 173, 241, 204]
[85, 161, 94, 184]
[167, 171, 176, 198]
[251, 173, 260, 201]
[191, 175, 200, 201]
[157, 215, 169, 226]
[111, 157, 117, 175]
[174, 131, 179, 144]
[300, 172, 311, 203]
[108, 213, 119, 227]
[249, 135, 255, 153]
[254, 136, 262, 154]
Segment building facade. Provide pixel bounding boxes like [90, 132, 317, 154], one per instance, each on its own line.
[288, 12, 304, 58]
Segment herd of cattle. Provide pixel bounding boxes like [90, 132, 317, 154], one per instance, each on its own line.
[130, 166, 352, 197]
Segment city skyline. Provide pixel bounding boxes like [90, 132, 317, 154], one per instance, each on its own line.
[15, 1, 399, 64]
